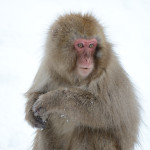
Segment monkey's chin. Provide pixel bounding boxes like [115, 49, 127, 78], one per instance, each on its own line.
[78, 67, 93, 78]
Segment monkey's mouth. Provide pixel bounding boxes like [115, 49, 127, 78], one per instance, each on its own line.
[79, 65, 92, 70]
[80, 67, 92, 71]
[81, 67, 89, 70]
[78, 67, 93, 77]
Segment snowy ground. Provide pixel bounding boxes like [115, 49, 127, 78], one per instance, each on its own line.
[0, 0, 150, 149]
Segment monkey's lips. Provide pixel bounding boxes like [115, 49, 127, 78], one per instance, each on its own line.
[78, 66, 93, 77]
[80, 67, 91, 70]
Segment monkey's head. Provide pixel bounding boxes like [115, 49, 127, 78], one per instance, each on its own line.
[45, 13, 112, 84]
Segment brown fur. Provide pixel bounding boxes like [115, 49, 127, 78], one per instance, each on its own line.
[25, 13, 140, 150]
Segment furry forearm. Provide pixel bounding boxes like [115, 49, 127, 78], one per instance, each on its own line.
[34, 88, 116, 129]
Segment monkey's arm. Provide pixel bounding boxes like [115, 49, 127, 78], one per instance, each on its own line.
[32, 88, 119, 129]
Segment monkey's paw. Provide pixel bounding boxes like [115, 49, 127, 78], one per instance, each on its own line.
[25, 110, 46, 129]
[32, 96, 49, 129]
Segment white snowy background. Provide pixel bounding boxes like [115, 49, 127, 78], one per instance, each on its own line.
[0, 0, 150, 149]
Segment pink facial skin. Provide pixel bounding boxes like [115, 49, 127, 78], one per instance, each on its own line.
[74, 39, 97, 77]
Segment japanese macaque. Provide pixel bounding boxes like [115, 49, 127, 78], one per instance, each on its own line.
[25, 13, 140, 150]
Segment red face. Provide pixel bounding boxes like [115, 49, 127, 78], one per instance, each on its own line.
[74, 38, 97, 78]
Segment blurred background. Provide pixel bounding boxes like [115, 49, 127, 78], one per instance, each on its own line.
[0, 0, 150, 149]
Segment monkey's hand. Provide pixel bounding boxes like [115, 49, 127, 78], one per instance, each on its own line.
[25, 93, 46, 129]
[32, 90, 67, 128]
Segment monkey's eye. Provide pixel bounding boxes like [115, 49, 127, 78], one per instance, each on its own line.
[89, 44, 94, 48]
[78, 43, 84, 48]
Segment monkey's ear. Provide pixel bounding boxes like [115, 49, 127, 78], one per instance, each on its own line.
[96, 41, 112, 59]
